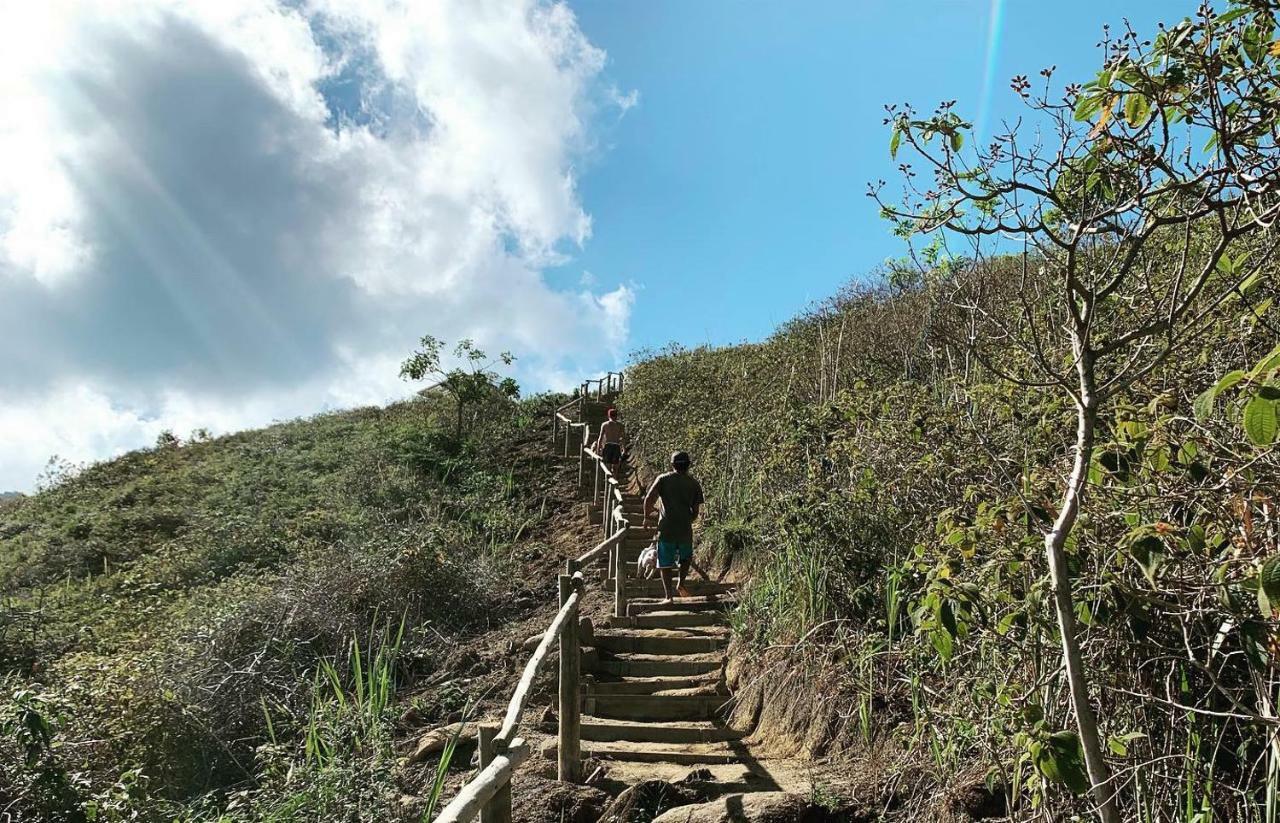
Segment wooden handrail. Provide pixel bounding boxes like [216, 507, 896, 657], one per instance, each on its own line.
[433, 738, 531, 823]
[576, 528, 626, 567]
[492, 572, 583, 750]
[442, 373, 628, 823]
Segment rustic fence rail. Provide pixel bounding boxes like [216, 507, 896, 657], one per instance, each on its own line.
[434, 376, 629, 823]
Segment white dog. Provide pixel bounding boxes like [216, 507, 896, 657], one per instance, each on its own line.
[637, 544, 658, 579]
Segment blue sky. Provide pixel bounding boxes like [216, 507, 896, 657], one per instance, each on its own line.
[0, 0, 1197, 490]
[556, 0, 1183, 354]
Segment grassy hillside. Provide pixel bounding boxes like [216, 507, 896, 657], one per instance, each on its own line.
[0, 393, 565, 821]
[624, 267, 1280, 818]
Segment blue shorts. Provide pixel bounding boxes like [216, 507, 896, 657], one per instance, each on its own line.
[656, 539, 693, 569]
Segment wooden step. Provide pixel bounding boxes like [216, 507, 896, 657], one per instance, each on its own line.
[598, 653, 723, 677]
[610, 580, 737, 598]
[610, 612, 728, 630]
[584, 675, 722, 696]
[580, 718, 744, 745]
[585, 693, 730, 722]
[596, 632, 727, 656]
[628, 598, 733, 616]
[541, 739, 743, 766]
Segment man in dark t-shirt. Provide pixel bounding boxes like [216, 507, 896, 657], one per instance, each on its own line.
[642, 451, 704, 603]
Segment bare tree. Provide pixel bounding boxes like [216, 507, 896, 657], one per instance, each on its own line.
[871, 3, 1280, 818]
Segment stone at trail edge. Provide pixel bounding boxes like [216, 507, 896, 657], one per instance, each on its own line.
[404, 721, 477, 765]
[650, 792, 816, 823]
[596, 779, 704, 823]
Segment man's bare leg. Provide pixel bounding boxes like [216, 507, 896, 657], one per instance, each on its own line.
[677, 558, 692, 597]
[659, 567, 675, 603]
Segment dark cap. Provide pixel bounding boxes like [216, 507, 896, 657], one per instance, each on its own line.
[671, 451, 691, 467]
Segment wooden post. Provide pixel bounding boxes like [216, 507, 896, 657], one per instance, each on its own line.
[558, 575, 581, 782]
[593, 460, 601, 504]
[614, 542, 627, 619]
[477, 724, 512, 823]
[577, 430, 586, 489]
[565, 557, 578, 577]
[552, 412, 557, 444]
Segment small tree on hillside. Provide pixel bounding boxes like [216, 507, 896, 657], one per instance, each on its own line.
[399, 335, 519, 439]
[872, 3, 1280, 819]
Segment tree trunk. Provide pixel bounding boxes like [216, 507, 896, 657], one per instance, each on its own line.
[1044, 344, 1120, 822]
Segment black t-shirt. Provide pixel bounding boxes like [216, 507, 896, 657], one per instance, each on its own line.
[649, 471, 704, 543]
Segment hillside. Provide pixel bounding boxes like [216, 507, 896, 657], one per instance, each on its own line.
[621, 264, 1280, 818]
[0, 394, 581, 821]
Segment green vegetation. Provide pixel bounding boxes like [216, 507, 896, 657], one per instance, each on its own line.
[626, 4, 1280, 818]
[0, 389, 559, 821]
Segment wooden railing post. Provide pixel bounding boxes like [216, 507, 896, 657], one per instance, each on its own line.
[558, 575, 581, 782]
[577, 431, 587, 489]
[477, 725, 512, 823]
[613, 542, 627, 619]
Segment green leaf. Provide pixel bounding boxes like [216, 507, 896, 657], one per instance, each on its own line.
[1123, 93, 1150, 127]
[1215, 369, 1247, 393]
[1193, 387, 1218, 421]
[1036, 731, 1090, 794]
[1260, 557, 1280, 616]
[950, 131, 964, 152]
[1243, 394, 1279, 445]
[1073, 93, 1103, 122]
[939, 599, 960, 638]
[1249, 344, 1280, 379]
[1249, 297, 1274, 323]
[930, 627, 953, 661]
[1107, 731, 1147, 756]
[889, 125, 902, 159]
[1129, 535, 1165, 584]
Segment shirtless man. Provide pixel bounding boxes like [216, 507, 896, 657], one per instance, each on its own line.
[595, 408, 627, 478]
[642, 451, 704, 603]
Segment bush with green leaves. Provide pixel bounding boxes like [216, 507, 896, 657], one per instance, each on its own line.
[0, 390, 563, 821]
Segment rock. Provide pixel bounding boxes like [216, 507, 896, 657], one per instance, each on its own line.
[538, 704, 557, 730]
[598, 780, 702, 823]
[523, 633, 548, 652]
[651, 792, 816, 823]
[404, 722, 478, 765]
[510, 774, 609, 823]
[948, 781, 1008, 819]
[399, 706, 423, 727]
[676, 768, 716, 785]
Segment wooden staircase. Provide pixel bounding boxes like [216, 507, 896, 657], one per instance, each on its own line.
[545, 457, 744, 770]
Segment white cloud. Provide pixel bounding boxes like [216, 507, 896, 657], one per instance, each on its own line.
[0, 0, 636, 491]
